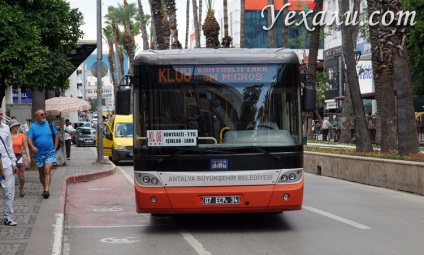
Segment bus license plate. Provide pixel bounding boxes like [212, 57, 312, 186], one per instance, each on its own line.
[203, 196, 240, 205]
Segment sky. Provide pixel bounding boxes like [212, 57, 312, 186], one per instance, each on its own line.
[67, 0, 205, 50]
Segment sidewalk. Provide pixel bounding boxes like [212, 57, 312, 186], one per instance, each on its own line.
[0, 146, 115, 255]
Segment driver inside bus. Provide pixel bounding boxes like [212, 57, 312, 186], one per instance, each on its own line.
[247, 106, 279, 130]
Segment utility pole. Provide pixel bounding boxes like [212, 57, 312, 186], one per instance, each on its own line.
[96, 0, 105, 163]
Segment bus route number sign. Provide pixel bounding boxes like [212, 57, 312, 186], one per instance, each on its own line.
[203, 196, 240, 205]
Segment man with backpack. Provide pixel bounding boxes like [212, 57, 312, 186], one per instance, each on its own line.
[27, 110, 59, 199]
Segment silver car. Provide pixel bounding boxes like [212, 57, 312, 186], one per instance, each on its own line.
[74, 127, 96, 147]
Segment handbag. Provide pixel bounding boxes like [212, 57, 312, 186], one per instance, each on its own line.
[15, 153, 23, 168]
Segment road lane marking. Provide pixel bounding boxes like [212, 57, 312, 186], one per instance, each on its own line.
[118, 165, 135, 184]
[179, 228, 213, 255]
[304, 206, 372, 230]
[119, 166, 212, 255]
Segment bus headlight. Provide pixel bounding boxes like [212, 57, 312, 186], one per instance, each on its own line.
[277, 169, 302, 184]
[135, 172, 162, 187]
[142, 176, 150, 183]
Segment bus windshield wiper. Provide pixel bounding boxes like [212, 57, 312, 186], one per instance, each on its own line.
[157, 147, 232, 163]
[241, 146, 282, 164]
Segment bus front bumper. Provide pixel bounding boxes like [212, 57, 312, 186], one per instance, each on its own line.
[134, 181, 303, 214]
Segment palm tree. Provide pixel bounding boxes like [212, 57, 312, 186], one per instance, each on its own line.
[281, 0, 288, 48]
[185, 0, 190, 48]
[305, 0, 323, 140]
[267, 0, 277, 48]
[192, 0, 201, 48]
[149, 0, 168, 49]
[199, 0, 203, 38]
[115, 2, 139, 75]
[137, 0, 150, 50]
[240, 0, 245, 48]
[339, 0, 361, 144]
[103, 25, 118, 96]
[105, 6, 124, 84]
[161, 2, 171, 49]
[368, 0, 397, 152]
[391, 0, 419, 155]
[165, 0, 182, 49]
[203, 0, 220, 48]
[339, 0, 373, 152]
[221, 0, 232, 47]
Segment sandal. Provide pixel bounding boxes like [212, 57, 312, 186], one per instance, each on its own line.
[42, 191, 50, 199]
[20, 192, 25, 197]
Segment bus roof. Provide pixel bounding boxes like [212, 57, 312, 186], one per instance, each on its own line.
[135, 48, 299, 65]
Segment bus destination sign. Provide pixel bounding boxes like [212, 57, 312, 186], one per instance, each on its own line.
[158, 65, 277, 84]
[147, 130, 198, 147]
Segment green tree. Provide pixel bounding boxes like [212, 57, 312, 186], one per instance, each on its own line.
[0, 0, 84, 116]
[403, 0, 424, 95]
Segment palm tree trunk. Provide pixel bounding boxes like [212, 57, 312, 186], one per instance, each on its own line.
[281, 0, 288, 48]
[198, 0, 203, 37]
[165, 0, 182, 49]
[149, 0, 167, 50]
[223, 0, 229, 37]
[340, 0, 360, 144]
[339, 0, 373, 152]
[222, 0, 232, 47]
[112, 25, 124, 83]
[192, 0, 201, 48]
[367, 0, 382, 146]
[31, 90, 45, 121]
[137, 0, 150, 50]
[240, 0, 245, 48]
[305, 0, 323, 140]
[371, 0, 397, 152]
[267, 0, 277, 48]
[107, 41, 118, 97]
[391, 0, 419, 155]
[185, 0, 190, 49]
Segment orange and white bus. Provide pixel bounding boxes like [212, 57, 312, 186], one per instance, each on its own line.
[116, 48, 314, 214]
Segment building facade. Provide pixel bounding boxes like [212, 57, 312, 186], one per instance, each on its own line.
[323, 0, 376, 115]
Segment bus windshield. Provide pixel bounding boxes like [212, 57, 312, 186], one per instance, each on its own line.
[136, 63, 301, 150]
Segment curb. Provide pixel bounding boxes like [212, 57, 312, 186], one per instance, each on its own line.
[54, 164, 117, 255]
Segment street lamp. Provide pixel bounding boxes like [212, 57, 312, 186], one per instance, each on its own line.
[354, 48, 362, 64]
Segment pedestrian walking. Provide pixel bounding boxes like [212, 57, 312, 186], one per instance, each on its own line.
[27, 110, 59, 199]
[9, 119, 31, 197]
[0, 109, 18, 226]
[64, 119, 75, 160]
[322, 117, 333, 142]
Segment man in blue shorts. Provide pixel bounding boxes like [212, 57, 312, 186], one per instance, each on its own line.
[27, 110, 59, 199]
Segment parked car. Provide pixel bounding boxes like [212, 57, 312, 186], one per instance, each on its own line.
[73, 127, 97, 147]
[73, 122, 91, 129]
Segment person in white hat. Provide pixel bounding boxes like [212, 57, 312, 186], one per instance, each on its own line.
[9, 119, 31, 197]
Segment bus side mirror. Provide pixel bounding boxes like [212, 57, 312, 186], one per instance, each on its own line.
[302, 87, 316, 112]
[115, 88, 131, 115]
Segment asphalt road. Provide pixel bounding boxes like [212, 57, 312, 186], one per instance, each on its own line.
[63, 164, 424, 255]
